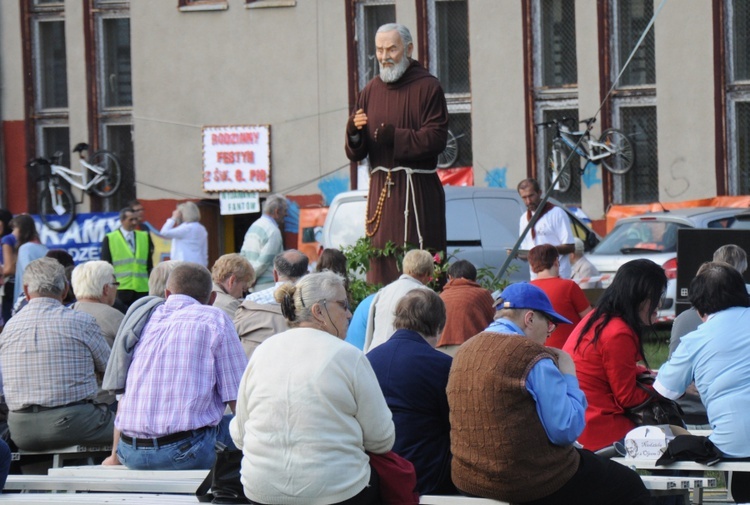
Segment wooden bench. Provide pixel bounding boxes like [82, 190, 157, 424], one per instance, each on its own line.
[11, 445, 113, 468]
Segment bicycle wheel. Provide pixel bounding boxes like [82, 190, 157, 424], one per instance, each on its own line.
[89, 150, 123, 197]
[437, 129, 458, 168]
[547, 140, 572, 193]
[39, 183, 76, 232]
[599, 129, 634, 175]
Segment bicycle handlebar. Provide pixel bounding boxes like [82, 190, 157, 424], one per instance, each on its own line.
[535, 116, 597, 130]
[27, 157, 51, 168]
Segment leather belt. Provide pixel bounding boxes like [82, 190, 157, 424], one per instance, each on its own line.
[13, 399, 92, 413]
[120, 426, 209, 448]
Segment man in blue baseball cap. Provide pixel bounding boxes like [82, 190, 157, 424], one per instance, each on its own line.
[446, 282, 650, 505]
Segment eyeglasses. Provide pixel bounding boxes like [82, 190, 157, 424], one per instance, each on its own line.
[534, 311, 557, 335]
[324, 299, 350, 312]
[109, 281, 121, 287]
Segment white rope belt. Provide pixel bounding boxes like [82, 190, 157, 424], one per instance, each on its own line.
[371, 166, 437, 248]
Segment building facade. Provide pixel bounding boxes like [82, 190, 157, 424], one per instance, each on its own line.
[0, 0, 748, 246]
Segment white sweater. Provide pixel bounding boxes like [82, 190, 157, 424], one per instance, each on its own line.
[229, 327, 395, 505]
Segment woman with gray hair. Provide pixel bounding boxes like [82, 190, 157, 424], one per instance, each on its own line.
[71, 261, 124, 348]
[367, 290, 456, 495]
[147, 260, 185, 298]
[159, 201, 208, 266]
[230, 271, 395, 505]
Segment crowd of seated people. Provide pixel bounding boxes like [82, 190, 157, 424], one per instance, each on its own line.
[1, 221, 749, 504]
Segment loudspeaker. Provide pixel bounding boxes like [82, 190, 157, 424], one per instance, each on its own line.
[676, 228, 750, 316]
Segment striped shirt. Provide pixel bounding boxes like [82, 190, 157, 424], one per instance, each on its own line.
[115, 294, 248, 438]
[0, 297, 110, 411]
[240, 215, 282, 288]
[245, 281, 284, 305]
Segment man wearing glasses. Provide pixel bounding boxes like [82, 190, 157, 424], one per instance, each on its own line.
[447, 282, 650, 505]
[69, 261, 125, 409]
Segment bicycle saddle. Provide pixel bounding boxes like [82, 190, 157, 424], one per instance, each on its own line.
[73, 142, 89, 153]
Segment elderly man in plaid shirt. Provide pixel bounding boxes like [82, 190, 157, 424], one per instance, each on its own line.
[114, 262, 247, 470]
[0, 257, 114, 451]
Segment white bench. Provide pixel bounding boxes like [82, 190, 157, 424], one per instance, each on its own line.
[420, 497, 508, 504]
[3, 475, 202, 494]
[11, 445, 113, 468]
[614, 457, 750, 504]
[47, 465, 208, 481]
[0, 494, 198, 504]
[418, 475, 715, 505]
[613, 456, 750, 472]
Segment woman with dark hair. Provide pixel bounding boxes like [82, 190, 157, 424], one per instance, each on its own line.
[562, 259, 667, 451]
[316, 248, 347, 275]
[230, 271, 394, 505]
[0, 210, 15, 323]
[316, 248, 351, 304]
[11, 214, 48, 305]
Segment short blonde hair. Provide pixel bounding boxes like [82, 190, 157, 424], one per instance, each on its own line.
[72, 261, 115, 299]
[178, 201, 201, 223]
[402, 249, 434, 278]
[212, 253, 255, 285]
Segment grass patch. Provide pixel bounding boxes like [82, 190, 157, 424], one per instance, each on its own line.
[643, 328, 672, 369]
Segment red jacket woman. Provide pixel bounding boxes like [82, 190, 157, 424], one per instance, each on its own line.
[563, 259, 667, 451]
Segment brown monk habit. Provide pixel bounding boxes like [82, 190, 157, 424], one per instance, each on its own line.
[345, 59, 449, 285]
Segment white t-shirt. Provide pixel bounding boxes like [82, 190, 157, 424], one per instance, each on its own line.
[519, 205, 575, 279]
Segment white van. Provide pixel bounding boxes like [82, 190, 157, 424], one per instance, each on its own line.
[320, 186, 600, 283]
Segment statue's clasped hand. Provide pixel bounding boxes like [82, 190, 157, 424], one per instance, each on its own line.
[374, 123, 395, 148]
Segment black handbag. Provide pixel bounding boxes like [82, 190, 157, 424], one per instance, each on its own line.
[196, 444, 250, 504]
[624, 374, 686, 428]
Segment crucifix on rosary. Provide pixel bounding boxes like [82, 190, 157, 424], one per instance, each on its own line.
[385, 173, 395, 198]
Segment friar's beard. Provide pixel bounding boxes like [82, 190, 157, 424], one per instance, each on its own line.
[379, 56, 410, 83]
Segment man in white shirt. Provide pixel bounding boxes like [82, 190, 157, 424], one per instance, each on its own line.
[516, 178, 574, 279]
[364, 249, 433, 352]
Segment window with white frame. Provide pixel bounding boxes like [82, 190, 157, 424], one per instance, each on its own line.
[91, 0, 134, 210]
[532, 0, 580, 203]
[725, 0, 750, 194]
[355, 0, 396, 92]
[425, 0, 471, 169]
[610, 0, 658, 204]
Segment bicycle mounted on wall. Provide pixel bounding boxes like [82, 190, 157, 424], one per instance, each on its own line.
[535, 117, 634, 193]
[27, 142, 123, 232]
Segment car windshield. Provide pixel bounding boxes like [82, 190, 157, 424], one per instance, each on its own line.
[594, 220, 688, 254]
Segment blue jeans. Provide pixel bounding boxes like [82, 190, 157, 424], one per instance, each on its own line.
[117, 415, 235, 470]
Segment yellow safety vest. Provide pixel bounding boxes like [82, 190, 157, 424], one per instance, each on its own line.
[108, 230, 149, 293]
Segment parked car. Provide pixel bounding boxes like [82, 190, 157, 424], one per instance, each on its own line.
[729, 209, 750, 230]
[586, 207, 745, 322]
[320, 187, 600, 285]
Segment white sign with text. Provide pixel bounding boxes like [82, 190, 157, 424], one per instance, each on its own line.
[203, 125, 271, 192]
